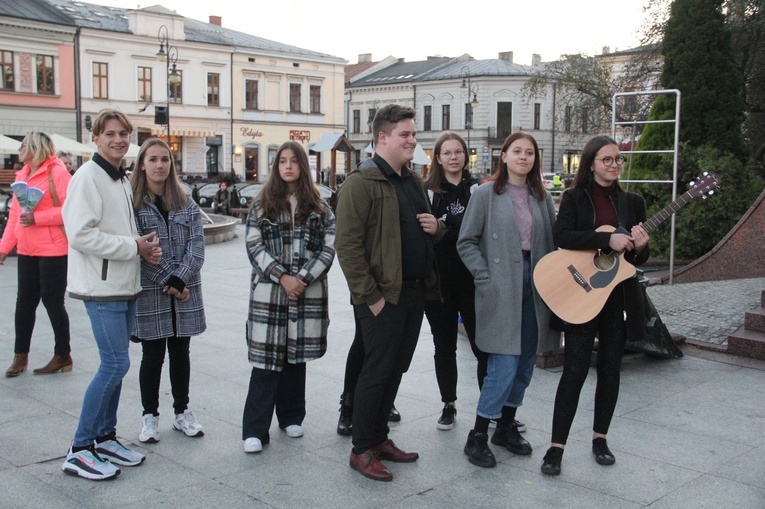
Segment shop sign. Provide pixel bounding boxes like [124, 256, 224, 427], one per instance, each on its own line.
[289, 130, 311, 142]
[241, 127, 264, 139]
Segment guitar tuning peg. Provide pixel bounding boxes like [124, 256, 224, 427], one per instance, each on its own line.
[709, 190, 715, 195]
[703, 171, 708, 176]
[702, 195, 708, 200]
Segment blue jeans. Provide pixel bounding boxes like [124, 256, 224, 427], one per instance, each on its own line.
[73, 300, 136, 447]
[476, 257, 539, 419]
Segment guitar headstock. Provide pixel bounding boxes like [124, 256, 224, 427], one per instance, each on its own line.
[688, 172, 721, 200]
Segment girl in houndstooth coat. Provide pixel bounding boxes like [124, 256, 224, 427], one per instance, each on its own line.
[242, 141, 335, 453]
[132, 138, 206, 443]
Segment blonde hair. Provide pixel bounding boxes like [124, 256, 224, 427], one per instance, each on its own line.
[131, 138, 189, 211]
[23, 132, 56, 167]
[92, 108, 133, 136]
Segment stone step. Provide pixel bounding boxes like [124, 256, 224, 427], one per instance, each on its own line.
[761, 290, 765, 308]
[727, 325, 765, 360]
[745, 307, 765, 333]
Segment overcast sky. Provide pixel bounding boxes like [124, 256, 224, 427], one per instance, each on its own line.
[105, 0, 650, 65]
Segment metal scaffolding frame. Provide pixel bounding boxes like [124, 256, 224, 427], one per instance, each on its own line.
[612, 89, 682, 284]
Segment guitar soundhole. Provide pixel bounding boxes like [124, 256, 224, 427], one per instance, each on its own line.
[593, 252, 616, 271]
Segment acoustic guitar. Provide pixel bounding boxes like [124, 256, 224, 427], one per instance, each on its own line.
[533, 172, 721, 324]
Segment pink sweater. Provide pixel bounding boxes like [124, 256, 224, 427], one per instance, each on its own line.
[0, 156, 71, 257]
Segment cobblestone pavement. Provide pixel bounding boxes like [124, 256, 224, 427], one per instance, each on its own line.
[647, 278, 765, 346]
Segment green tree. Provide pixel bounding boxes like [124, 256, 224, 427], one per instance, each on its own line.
[634, 0, 760, 259]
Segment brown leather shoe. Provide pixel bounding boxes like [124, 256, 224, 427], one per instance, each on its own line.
[5, 353, 28, 377]
[349, 450, 393, 482]
[370, 439, 419, 463]
[33, 354, 73, 374]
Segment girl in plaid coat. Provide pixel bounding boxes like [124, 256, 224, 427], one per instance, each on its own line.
[131, 138, 206, 444]
[242, 141, 335, 454]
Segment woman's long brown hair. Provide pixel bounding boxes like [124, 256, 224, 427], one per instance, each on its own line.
[257, 141, 323, 223]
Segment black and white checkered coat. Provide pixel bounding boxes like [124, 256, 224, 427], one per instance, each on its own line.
[133, 197, 206, 340]
[245, 200, 335, 371]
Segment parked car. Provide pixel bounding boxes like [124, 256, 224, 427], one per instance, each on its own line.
[196, 183, 223, 207]
[561, 173, 576, 188]
[470, 172, 489, 184]
[542, 173, 556, 190]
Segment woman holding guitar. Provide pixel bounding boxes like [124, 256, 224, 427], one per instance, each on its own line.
[541, 135, 649, 476]
[457, 132, 559, 468]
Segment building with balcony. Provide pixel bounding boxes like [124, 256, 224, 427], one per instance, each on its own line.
[0, 0, 77, 169]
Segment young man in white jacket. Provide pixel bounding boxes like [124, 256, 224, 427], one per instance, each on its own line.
[61, 109, 161, 481]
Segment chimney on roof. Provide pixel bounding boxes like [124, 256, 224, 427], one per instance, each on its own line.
[532, 54, 541, 66]
[498, 51, 513, 63]
[602, 46, 610, 55]
[209, 15, 222, 26]
[358, 53, 372, 63]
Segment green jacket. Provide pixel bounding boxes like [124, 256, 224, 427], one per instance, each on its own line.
[335, 158, 444, 306]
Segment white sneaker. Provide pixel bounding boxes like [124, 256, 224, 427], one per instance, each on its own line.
[95, 437, 145, 467]
[173, 409, 204, 437]
[243, 437, 262, 453]
[284, 424, 304, 438]
[61, 444, 120, 480]
[139, 414, 160, 443]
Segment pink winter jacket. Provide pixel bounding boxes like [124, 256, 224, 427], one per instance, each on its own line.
[0, 156, 71, 257]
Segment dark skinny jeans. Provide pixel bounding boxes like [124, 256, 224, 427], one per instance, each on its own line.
[550, 290, 627, 444]
[14, 254, 70, 355]
[139, 337, 191, 416]
[424, 275, 488, 403]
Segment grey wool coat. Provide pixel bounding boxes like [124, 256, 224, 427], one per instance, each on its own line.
[245, 201, 336, 371]
[457, 183, 561, 355]
[133, 197, 206, 340]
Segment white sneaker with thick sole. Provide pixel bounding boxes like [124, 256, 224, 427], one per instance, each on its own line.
[285, 424, 304, 438]
[139, 414, 160, 443]
[244, 437, 263, 453]
[173, 409, 204, 437]
[61, 445, 121, 480]
[95, 438, 145, 466]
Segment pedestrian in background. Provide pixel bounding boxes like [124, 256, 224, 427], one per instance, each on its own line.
[541, 135, 649, 476]
[131, 138, 206, 444]
[61, 109, 161, 481]
[212, 181, 231, 215]
[242, 141, 335, 454]
[423, 131, 488, 431]
[57, 151, 75, 175]
[458, 132, 559, 468]
[1, 132, 72, 377]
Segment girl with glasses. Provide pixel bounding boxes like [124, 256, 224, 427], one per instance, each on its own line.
[541, 135, 649, 476]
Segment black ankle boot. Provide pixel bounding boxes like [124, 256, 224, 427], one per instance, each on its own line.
[491, 421, 532, 455]
[336, 392, 353, 436]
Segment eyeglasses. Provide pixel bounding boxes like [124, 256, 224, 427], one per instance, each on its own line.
[439, 150, 465, 158]
[596, 155, 626, 167]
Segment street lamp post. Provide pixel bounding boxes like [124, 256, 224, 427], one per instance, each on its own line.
[460, 66, 479, 170]
[156, 25, 180, 145]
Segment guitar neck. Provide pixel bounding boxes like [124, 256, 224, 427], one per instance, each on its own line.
[641, 190, 695, 234]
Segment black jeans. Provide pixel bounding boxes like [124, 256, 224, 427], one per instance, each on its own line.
[352, 286, 424, 453]
[15, 254, 70, 355]
[341, 306, 364, 394]
[242, 362, 306, 442]
[424, 277, 487, 403]
[551, 290, 627, 444]
[139, 337, 191, 416]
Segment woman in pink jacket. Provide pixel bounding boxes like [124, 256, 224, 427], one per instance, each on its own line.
[1, 132, 72, 377]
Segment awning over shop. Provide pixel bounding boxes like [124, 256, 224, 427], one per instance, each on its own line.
[149, 127, 217, 137]
[50, 134, 95, 157]
[309, 132, 354, 153]
[0, 134, 21, 154]
[363, 142, 431, 165]
[86, 142, 140, 159]
[412, 144, 430, 165]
